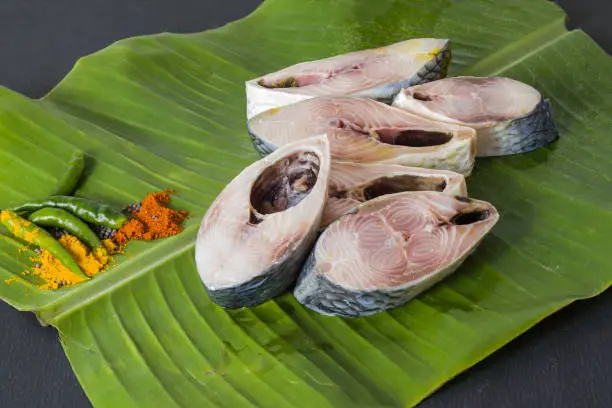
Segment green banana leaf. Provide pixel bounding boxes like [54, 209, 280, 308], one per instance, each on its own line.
[1, 0, 611, 406]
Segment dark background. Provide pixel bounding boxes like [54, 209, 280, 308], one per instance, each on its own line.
[0, 1, 610, 407]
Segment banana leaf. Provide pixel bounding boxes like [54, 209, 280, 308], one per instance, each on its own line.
[1, 0, 611, 406]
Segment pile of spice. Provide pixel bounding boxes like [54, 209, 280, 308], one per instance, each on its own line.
[27, 235, 115, 290]
[1, 150, 188, 290]
[114, 189, 188, 246]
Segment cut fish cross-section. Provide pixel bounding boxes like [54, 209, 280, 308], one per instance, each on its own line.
[392, 76, 559, 156]
[294, 191, 499, 317]
[248, 96, 477, 175]
[195, 135, 331, 308]
[322, 162, 467, 229]
[246, 38, 451, 119]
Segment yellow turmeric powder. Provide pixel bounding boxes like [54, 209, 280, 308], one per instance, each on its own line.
[58, 235, 109, 278]
[4, 276, 18, 285]
[103, 238, 120, 254]
[18, 233, 112, 290]
[30, 248, 86, 290]
[4, 189, 188, 291]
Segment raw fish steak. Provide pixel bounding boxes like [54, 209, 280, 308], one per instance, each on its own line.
[246, 38, 451, 118]
[248, 96, 477, 175]
[195, 135, 331, 308]
[393, 76, 559, 156]
[294, 191, 499, 317]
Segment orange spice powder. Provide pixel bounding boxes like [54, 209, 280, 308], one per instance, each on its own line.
[114, 189, 188, 246]
[4, 189, 187, 291]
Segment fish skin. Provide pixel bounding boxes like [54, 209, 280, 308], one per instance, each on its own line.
[392, 76, 559, 157]
[476, 98, 558, 157]
[245, 39, 451, 119]
[295, 237, 485, 318]
[294, 251, 417, 317]
[248, 130, 276, 157]
[294, 192, 499, 317]
[195, 135, 331, 309]
[206, 237, 314, 308]
[350, 47, 452, 103]
[248, 96, 477, 176]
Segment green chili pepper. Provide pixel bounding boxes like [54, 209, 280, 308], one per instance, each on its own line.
[0, 210, 88, 279]
[49, 151, 85, 196]
[11, 196, 127, 229]
[28, 208, 102, 250]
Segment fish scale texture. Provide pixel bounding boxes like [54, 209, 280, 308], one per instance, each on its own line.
[497, 99, 559, 156]
[293, 251, 414, 317]
[416, 49, 452, 83]
[248, 128, 277, 157]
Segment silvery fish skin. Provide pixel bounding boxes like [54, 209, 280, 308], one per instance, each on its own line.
[248, 96, 477, 176]
[392, 76, 559, 157]
[294, 191, 499, 317]
[245, 38, 451, 119]
[195, 135, 331, 308]
[322, 162, 467, 229]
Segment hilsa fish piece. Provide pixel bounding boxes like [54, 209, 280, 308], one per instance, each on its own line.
[294, 191, 499, 317]
[248, 96, 477, 176]
[245, 38, 451, 119]
[195, 135, 331, 308]
[392, 76, 559, 157]
[322, 162, 467, 229]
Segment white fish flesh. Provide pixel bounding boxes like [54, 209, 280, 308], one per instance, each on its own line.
[246, 38, 451, 119]
[248, 96, 477, 175]
[322, 162, 467, 229]
[195, 135, 331, 308]
[392, 76, 559, 156]
[294, 191, 499, 317]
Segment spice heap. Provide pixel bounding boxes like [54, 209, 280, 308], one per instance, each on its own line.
[114, 189, 188, 246]
[28, 235, 109, 290]
[1, 150, 188, 290]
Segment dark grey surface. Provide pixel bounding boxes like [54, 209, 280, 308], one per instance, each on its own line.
[0, 1, 610, 407]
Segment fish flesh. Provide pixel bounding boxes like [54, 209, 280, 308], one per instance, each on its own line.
[294, 191, 499, 317]
[246, 38, 451, 119]
[248, 96, 477, 175]
[195, 135, 331, 308]
[392, 76, 559, 157]
[322, 162, 467, 229]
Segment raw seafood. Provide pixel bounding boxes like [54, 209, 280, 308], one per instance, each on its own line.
[322, 162, 467, 229]
[246, 38, 451, 118]
[248, 96, 477, 175]
[195, 135, 331, 308]
[294, 191, 499, 317]
[392, 76, 559, 156]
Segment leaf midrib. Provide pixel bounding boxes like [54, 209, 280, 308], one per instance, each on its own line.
[460, 16, 570, 76]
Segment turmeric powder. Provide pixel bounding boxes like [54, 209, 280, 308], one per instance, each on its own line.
[4, 189, 188, 290]
[28, 234, 111, 289]
[6, 233, 111, 290]
[58, 235, 109, 278]
[102, 238, 120, 254]
[30, 248, 87, 290]
[114, 189, 188, 246]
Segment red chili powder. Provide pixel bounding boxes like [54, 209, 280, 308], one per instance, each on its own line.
[114, 189, 188, 246]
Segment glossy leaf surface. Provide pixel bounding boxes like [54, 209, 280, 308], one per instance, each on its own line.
[0, 0, 610, 406]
